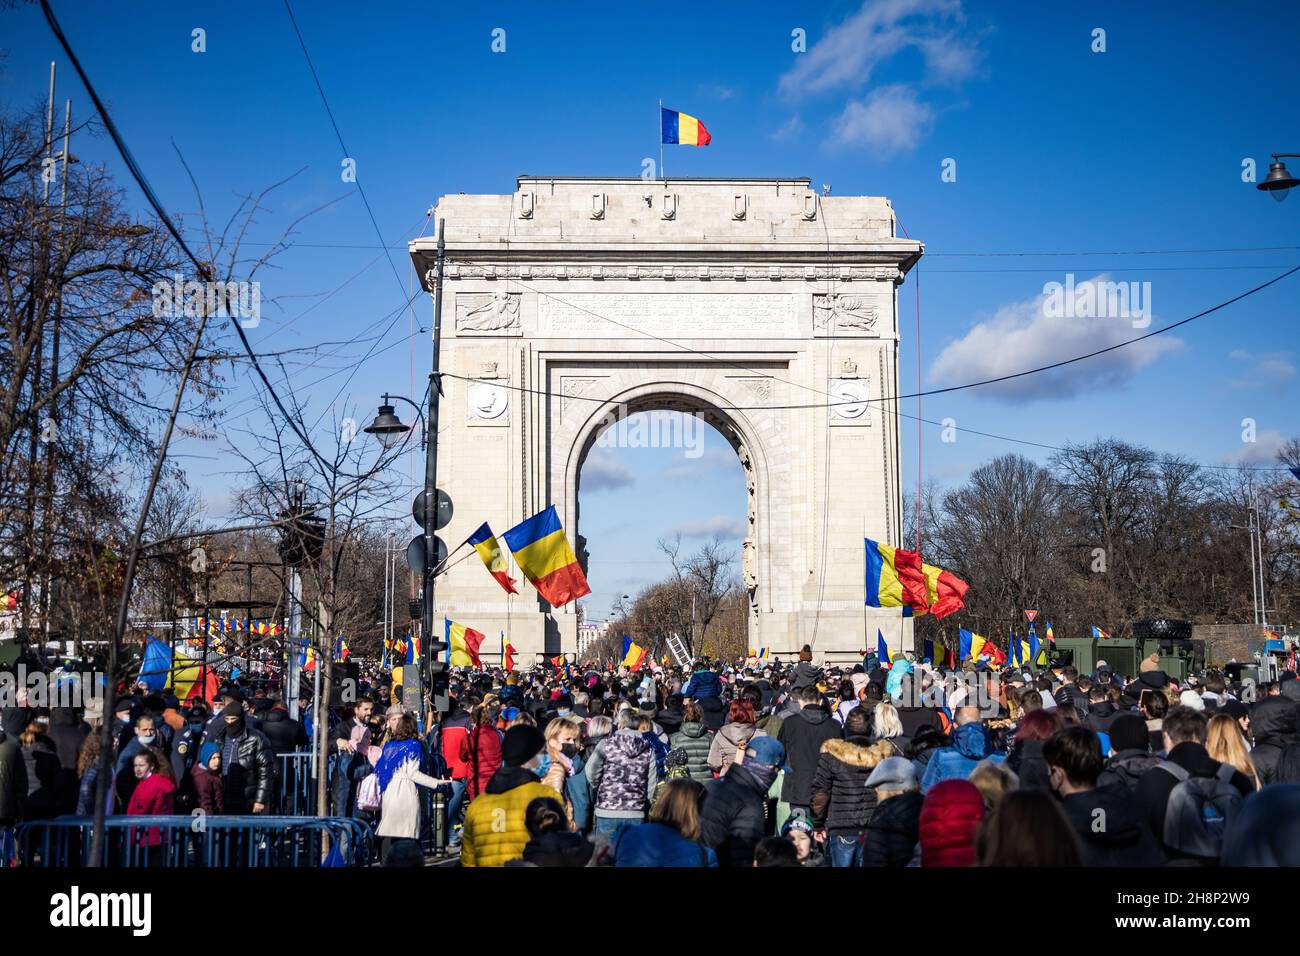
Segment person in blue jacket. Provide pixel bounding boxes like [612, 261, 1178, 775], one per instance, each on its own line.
[920, 707, 1005, 793]
[682, 663, 722, 701]
[609, 779, 717, 866]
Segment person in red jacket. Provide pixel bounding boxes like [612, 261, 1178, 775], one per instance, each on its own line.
[918, 779, 984, 867]
[462, 702, 503, 801]
[191, 743, 224, 816]
[439, 694, 474, 846]
[126, 747, 177, 865]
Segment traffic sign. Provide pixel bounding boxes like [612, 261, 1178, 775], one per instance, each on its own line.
[1024, 609, 1038, 622]
[412, 489, 453, 531]
[406, 535, 448, 575]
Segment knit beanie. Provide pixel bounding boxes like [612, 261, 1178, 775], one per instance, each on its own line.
[1108, 714, 1149, 753]
[501, 724, 546, 767]
[198, 742, 221, 768]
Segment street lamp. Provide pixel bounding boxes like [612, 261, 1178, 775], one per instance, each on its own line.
[1257, 154, 1300, 202]
[363, 395, 422, 450]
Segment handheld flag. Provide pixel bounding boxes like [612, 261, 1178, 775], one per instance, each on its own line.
[502, 632, 516, 673]
[877, 630, 892, 666]
[661, 107, 711, 146]
[1045, 621, 1055, 643]
[446, 619, 484, 668]
[1029, 626, 1041, 667]
[469, 522, 518, 594]
[501, 506, 591, 608]
[139, 636, 173, 691]
[864, 538, 928, 613]
[1092, 625, 1111, 640]
[920, 563, 970, 618]
[622, 640, 648, 671]
[1010, 629, 1020, 666]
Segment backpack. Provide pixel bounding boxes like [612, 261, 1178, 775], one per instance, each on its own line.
[356, 772, 382, 812]
[1157, 761, 1243, 859]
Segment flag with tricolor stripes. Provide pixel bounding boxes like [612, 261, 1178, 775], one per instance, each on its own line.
[661, 106, 711, 146]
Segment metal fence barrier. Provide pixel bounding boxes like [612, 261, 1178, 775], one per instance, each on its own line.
[15, 815, 375, 868]
[277, 751, 317, 816]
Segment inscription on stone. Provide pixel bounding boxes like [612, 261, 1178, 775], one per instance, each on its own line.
[537, 293, 796, 337]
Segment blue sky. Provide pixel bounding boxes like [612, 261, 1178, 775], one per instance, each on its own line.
[4, 0, 1298, 618]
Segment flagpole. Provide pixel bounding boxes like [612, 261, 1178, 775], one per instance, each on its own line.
[658, 99, 664, 181]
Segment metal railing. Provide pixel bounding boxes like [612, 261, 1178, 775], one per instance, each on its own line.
[14, 815, 375, 868]
[277, 750, 317, 815]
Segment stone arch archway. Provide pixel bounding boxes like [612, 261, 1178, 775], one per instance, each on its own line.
[411, 177, 922, 663]
[561, 377, 778, 647]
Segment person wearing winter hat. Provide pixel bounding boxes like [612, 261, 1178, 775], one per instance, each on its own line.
[1098, 714, 1161, 791]
[862, 756, 924, 867]
[780, 811, 820, 866]
[789, 645, 821, 692]
[700, 735, 786, 867]
[918, 779, 984, 866]
[460, 724, 562, 867]
[211, 701, 275, 815]
[1179, 689, 1205, 711]
[191, 742, 224, 815]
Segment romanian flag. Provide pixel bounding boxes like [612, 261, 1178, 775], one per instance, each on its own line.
[877, 630, 892, 666]
[139, 636, 173, 691]
[622, 640, 648, 671]
[0, 591, 16, 611]
[864, 538, 928, 613]
[447, 619, 484, 668]
[661, 107, 711, 146]
[1029, 627, 1042, 666]
[1092, 625, 1111, 640]
[757, 647, 769, 660]
[302, 645, 317, 672]
[918, 563, 970, 619]
[469, 522, 518, 594]
[502, 633, 516, 673]
[961, 629, 1005, 664]
[550, 655, 564, 669]
[172, 659, 219, 703]
[1045, 621, 1055, 643]
[501, 506, 591, 608]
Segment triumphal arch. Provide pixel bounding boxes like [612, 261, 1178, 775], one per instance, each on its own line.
[409, 177, 922, 663]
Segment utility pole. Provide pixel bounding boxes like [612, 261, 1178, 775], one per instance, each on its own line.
[420, 221, 449, 718]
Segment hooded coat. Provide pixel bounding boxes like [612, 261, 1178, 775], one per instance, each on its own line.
[1061, 783, 1166, 866]
[810, 735, 879, 834]
[1249, 698, 1300, 786]
[918, 779, 983, 867]
[460, 766, 562, 867]
[708, 721, 762, 776]
[1098, 749, 1162, 791]
[920, 723, 1003, 793]
[1005, 738, 1052, 792]
[777, 704, 841, 806]
[862, 790, 923, 867]
[698, 762, 769, 867]
[669, 722, 714, 781]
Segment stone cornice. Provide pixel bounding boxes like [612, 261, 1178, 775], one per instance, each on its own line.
[421, 262, 908, 292]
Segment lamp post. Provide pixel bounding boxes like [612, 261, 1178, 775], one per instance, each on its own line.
[365, 220, 448, 720]
[1256, 154, 1300, 202]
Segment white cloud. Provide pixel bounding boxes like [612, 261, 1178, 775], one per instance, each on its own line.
[672, 516, 747, 539]
[1226, 349, 1296, 388]
[581, 447, 635, 492]
[1221, 429, 1288, 466]
[779, 0, 975, 98]
[832, 85, 934, 154]
[927, 274, 1184, 401]
[771, 114, 806, 142]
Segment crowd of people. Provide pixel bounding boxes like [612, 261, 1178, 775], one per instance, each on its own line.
[3, 640, 1300, 868]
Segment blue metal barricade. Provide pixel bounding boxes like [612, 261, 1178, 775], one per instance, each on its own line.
[14, 815, 375, 868]
[277, 751, 318, 815]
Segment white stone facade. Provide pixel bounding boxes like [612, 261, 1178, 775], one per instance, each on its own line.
[409, 178, 922, 664]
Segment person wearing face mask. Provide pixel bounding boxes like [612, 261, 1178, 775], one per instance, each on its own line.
[538, 716, 591, 833]
[210, 702, 276, 815]
[114, 714, 161, 809]
[460, 725, 563, 867]
[699, 735, 787, 867]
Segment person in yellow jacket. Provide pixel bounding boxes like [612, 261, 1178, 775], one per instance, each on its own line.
[460, 724, 562, 867]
